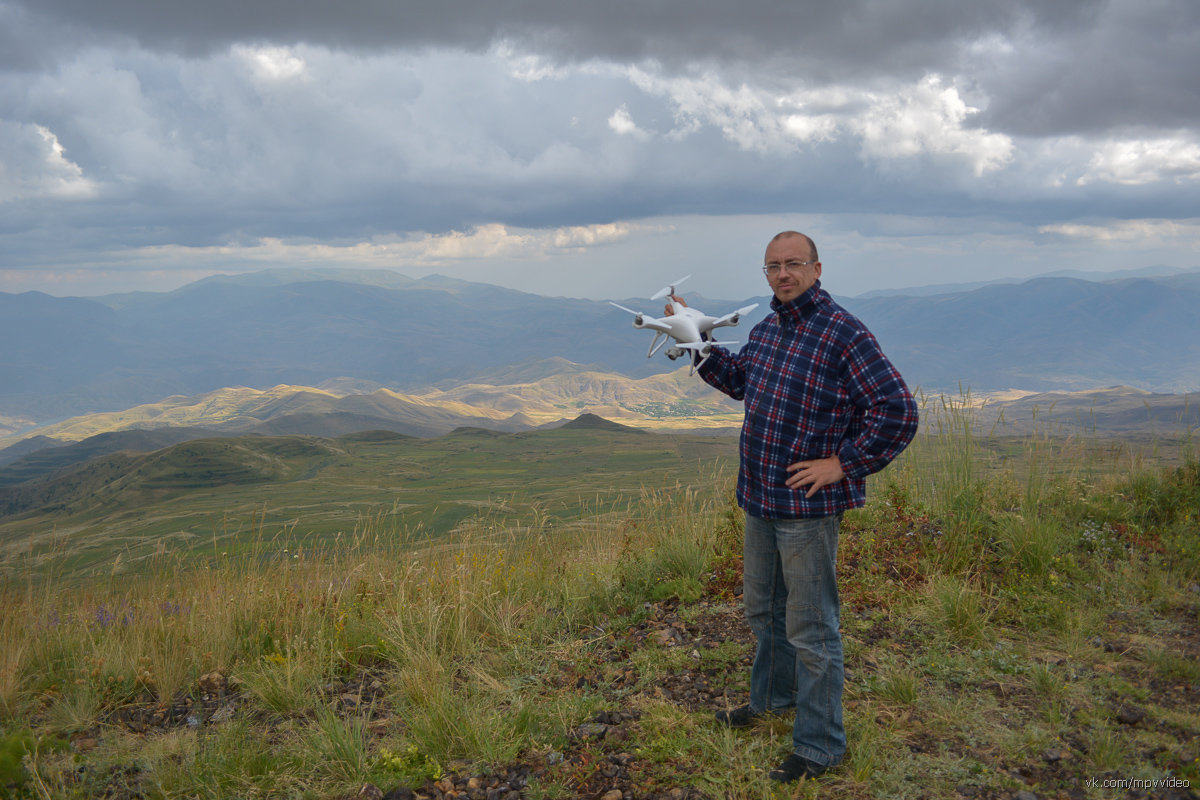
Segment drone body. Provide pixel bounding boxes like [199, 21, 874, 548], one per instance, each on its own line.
[610, 275, 759, 374]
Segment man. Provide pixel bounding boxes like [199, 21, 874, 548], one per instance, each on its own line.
[671, 231, 918, 782]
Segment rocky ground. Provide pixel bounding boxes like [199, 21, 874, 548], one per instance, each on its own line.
[73, 582, 1200, 800]
[89, 596, 752, 800]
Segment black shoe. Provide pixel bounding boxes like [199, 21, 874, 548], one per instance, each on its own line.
[714, 704, 757, 728]
[769, 754, 829, 782]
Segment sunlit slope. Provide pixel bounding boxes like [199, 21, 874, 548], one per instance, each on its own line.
[419, 366, 741, 423]
[4, 365, 742, 447]
[0, 419, 738, 579]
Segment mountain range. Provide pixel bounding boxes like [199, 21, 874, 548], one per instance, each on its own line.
[3, 268, 1198, 430]
[847, 273, 1200, 395]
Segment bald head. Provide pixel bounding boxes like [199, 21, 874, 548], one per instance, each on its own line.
[768, 231, 818, 262]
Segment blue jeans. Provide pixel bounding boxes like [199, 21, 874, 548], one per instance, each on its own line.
[743, 512, 845, 766]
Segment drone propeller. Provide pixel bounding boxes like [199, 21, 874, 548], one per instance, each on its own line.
[650, 274, 692, 301]
[714, 302, 760, 326]
[609, 301, 647, 324]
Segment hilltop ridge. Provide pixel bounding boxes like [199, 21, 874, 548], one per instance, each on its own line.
[557, 413, 648, 434]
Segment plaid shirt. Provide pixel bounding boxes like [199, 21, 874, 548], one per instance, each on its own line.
[699, 281, 918, 519]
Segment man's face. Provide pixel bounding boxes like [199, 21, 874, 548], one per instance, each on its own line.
[764, 236, 822, 304]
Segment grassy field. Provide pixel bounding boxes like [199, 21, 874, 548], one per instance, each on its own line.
[0, 400, 1197, 799]
[0, 418, 738, 582]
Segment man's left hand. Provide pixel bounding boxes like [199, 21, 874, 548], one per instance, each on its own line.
[785, 456, 845, 498]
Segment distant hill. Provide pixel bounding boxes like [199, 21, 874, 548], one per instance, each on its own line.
[851, 266, 1198, 299]
[0, 427, 227, 484]
[2, 268, 1198, 425]
[0, 436, 339, 520]
[0, 435, 63, 467]
[557, 413, 648, 434]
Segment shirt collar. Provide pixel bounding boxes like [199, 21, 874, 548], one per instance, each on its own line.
[769, 279, 823, 324]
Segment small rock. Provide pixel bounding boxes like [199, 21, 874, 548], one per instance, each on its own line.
[574, 722, 609, 739]
[357, 785, 385, 800]
[368, 717, 395, 737]
[651, 629, 682, 647]
[601, 791, 623, 800]
[198, 671, 227, 694]
[1116, 705, 1146, 725]
[1013, 791, 1039, 800]
[1041, 748, 1069, 763]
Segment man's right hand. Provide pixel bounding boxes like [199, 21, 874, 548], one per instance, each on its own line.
[665, 294, 688, 315]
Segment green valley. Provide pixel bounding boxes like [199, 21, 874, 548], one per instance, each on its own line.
[0, 416, 738, 581]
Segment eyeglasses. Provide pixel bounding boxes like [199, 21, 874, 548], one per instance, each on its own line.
[762, 260, 815, 276]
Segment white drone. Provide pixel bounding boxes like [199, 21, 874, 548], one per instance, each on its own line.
[610, 275, 759, 374]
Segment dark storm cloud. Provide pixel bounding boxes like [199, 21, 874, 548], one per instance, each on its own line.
[7, 0, 1053, 63]
[7, 1, 1094, 80]
[12, 0, 1197, 137]
[973, 0, 1200, 136]
[0, 2, 70, 70]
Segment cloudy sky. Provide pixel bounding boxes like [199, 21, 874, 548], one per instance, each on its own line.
[2, 0, 1198, 301]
